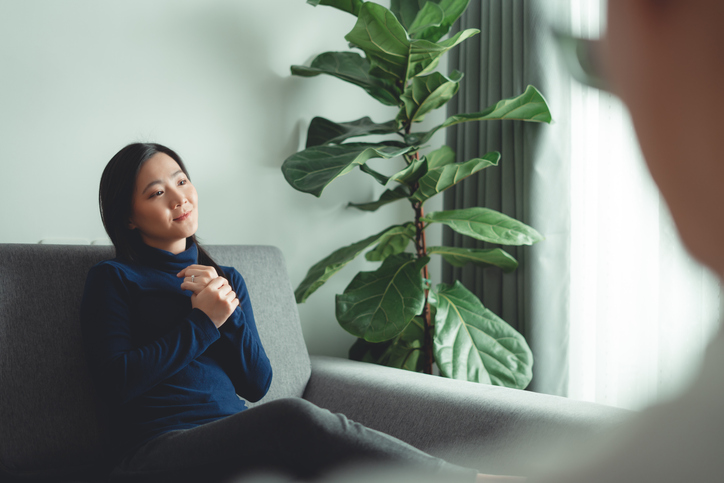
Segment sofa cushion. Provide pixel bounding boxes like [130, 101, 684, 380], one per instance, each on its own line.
[0, 244, 309, 479]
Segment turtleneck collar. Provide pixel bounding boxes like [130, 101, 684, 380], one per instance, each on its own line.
[134, 238, 198, 272]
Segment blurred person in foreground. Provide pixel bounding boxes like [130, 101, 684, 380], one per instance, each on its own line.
[534, 0, 724, 481]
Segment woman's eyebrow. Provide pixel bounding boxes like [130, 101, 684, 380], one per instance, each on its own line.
[141, 170, 184, 194]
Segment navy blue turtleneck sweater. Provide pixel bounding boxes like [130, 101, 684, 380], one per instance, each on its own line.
[80, 242, 272, 459]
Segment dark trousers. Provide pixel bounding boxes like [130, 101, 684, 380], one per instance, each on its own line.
[109, 398, 477, 482]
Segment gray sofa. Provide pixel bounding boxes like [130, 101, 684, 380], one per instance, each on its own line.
[0, 244, 628, 481]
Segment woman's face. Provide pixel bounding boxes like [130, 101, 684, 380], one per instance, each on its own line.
[128, 152, 199, 254]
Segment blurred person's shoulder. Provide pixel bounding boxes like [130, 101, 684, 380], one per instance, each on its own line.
[535, 321, 724, 483]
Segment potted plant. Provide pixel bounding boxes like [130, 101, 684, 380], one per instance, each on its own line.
[282, 0, 552, 389]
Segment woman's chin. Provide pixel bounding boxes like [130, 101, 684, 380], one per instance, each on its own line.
[180, 220, 199, 239]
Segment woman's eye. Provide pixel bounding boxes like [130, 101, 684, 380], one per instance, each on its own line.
[179, 179, 187, 186]
[151, 190, 163, 198]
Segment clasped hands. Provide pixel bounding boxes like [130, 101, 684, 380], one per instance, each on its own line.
[177, 265, 238, 328]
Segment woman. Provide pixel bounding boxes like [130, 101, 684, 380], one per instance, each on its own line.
[80, 142, 511, 483]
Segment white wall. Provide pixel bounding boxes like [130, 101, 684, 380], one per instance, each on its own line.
[0, 0, 446, 357]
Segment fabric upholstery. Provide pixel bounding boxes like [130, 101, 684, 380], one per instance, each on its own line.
[304, 356, 630, 475]
[0, 243, 623, 482]
[0, 244, 112, 479]
[0, 244, 309, 480]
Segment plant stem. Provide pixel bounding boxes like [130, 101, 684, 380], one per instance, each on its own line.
[404, 115, 433, 374]
[413, 198, 433, 374]
[404, 144, 433, 375]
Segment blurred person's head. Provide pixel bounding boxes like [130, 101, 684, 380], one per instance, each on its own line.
[602, 0, 724, 275]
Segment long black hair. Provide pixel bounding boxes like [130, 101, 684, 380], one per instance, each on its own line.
[99, 142, 223, 276]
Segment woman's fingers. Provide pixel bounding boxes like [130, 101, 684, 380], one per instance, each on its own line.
[213, 280, 239, 305]
[224, 290, 240, 311]
[177, 264, 218, 278]
[190, 276, 239, 328]
[180, 274, 211, 292]
[205, 275, 228, 290]
[178, 264, 219, 293]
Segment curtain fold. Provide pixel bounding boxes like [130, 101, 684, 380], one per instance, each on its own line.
[444, 0, 572, 396]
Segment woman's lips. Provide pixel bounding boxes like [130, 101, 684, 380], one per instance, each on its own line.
[174, 210, 192, 221]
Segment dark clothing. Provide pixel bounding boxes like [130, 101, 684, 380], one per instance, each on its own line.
[80, 241, 272, 458]
[81, 240, 476, 482]
[109, 398, 477, 483]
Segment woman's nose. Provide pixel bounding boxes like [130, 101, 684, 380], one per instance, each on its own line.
[168, 187, 187, 206]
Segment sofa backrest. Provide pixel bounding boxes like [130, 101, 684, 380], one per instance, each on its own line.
[0, 244, 310, 480]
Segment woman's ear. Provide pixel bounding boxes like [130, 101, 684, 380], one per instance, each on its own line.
[128, 219, 137, 230]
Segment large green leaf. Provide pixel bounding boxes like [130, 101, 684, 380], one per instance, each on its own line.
[388, 146, 455, 188]
[282, 143, 413, 197]
[345, 3, 412, 83]
[306, 116, 401, 148]
[336, 253, 429, 342]
[407, 2, 445, 38]
[349, 318, 425, 371]
[345, 3, 478, 84]
[407, 28, 479, 79]
[422, 207, 544, 246]
[405, 85, 553, 145]
[349, 185, 410, 212]
[391, 0, 470, 43]
[307, 0, 363, 16]
[428, 246, 518, 272]
[389, 157, 427, 186]
[294, 224, 412, 303]
[431, 281, 533, 388]
[390, 0, 426, 29]
[291, 52, 400, 106]
[412, 0, 471, 42]
[365, 223, 416, 261]
[410, 152, 500, 203]
[384, 145, 456, 193]
[399, 71, 463, 124]
[387, 146, 456, 189]
[425, 145, 456, 169]
[358, 163, 392, 186]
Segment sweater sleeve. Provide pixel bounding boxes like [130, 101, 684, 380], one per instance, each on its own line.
[80, 263, 220, 404]
[215, 267, 273, 402]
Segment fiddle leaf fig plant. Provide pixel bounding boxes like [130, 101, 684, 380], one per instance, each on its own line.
[283, 0, 552, 389]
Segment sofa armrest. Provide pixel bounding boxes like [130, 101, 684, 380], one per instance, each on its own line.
[303, 355, 630, 474]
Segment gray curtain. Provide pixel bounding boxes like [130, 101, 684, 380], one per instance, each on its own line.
[443, 0, 572, 396]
